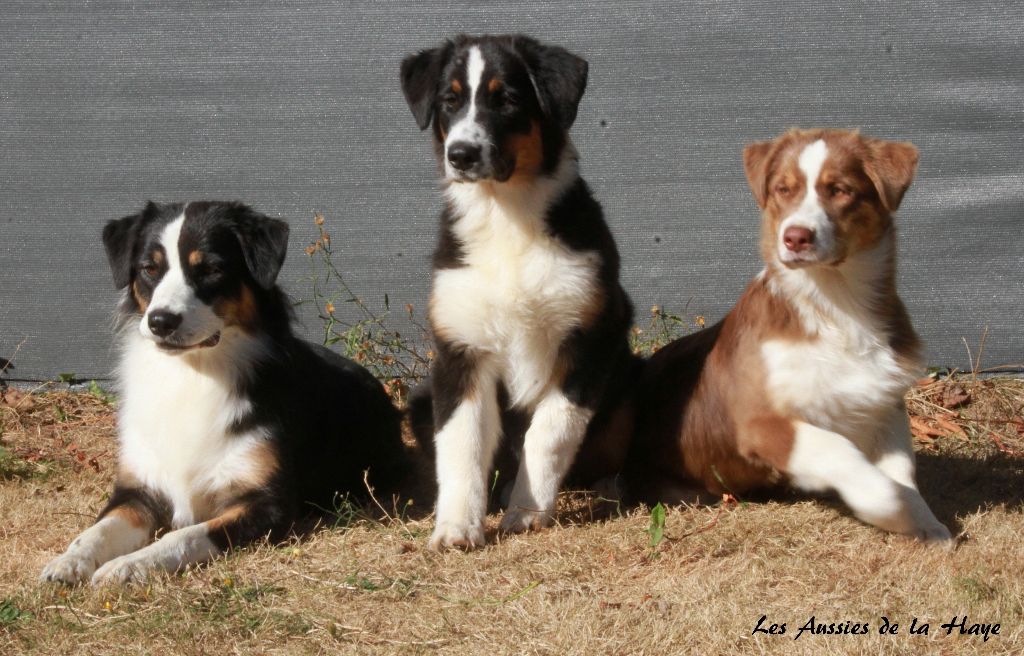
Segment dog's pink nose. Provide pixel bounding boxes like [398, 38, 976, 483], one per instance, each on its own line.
[783, 226, 815, 252]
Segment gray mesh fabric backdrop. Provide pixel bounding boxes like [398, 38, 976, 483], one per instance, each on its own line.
[1, 1, 1022, 382]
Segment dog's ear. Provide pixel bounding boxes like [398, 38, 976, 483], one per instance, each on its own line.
[516, 36, 589, 130]
[231, 207, 290, 290]
[743, 140, 778, 210]
[863, 138, 919, 213]
[401, 42, 452, 130]
[102, 202, 156, 289]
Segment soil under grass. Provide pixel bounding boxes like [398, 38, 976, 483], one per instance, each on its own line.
[0, 376, 1022, 655]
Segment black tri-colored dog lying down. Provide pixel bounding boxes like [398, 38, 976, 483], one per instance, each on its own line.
[401, 34, 638, 550]
[40, 201, 409, 586]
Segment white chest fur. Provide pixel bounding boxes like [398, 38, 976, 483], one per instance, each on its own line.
[116, 330, 270, 527]
[431, 163, 600, 409]
[761, 264, 920, 442]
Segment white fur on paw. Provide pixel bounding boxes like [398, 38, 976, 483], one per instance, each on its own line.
[917, 522, 953, 546]
[429, 521, 485, 551]
[91, 554, 151, 586]
[499, 507, 553, 534]
[40, 553, 96, 585]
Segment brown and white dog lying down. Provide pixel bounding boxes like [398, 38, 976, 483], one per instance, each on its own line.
[626, 129, 952, 543]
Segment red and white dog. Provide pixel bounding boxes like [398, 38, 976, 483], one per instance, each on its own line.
[627, 129, 952, 543]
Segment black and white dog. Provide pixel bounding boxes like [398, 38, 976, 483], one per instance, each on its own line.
[401, 35, 637, 549]
[41, 201, 409, 585]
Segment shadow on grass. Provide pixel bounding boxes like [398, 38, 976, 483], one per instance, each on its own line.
[915, 451, 1024, 532]
[593, 451, 1024, 540]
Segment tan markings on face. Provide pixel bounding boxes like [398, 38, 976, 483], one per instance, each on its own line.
[755, 130, 898, 265]
[188, 250, 203, 267]
[816, 135, 892, 260]
[506, 121, 544, 181]
[451, 79, 462, 94]
[214, 284, 258, 331]
[487, 77, 502, 93]
[106, 504, 150, 529]
[151, 249, 164, 265]
[131, 280, 150, 312]
[759, 145, 807, 264]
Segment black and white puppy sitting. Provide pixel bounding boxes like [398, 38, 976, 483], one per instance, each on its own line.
[41, 201, 409, 585]
[401, 35, 636, 549]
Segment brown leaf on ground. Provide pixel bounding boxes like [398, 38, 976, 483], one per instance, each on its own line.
[1, 387, 30, 408]
[934, 416, 968, 439]
[939, 383, 972, 409]
[910, 416, 942, 440]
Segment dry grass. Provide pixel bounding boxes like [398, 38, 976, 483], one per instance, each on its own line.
[1, 377, 1022, 655]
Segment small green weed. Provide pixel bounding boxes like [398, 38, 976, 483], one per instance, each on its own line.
[630, 305, 705, 356]
[0, 598, 32, 629]
[0, 446, 43, 481]
[303, 213, 432, 405]
[308, 492, 371, 531]
[87, 380, 116, 405]
[647, 502, 666, 548]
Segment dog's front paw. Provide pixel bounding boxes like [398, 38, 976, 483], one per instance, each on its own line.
[91, 554, 151, 586]
[499, 506, 553, 534]
[916, 522, 954, 547]
[40, 553, 96, 585]
[429, 521, 485, 551]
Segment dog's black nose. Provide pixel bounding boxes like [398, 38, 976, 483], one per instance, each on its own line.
[447, 142, 482, 171]
[148, 310, 182, 337]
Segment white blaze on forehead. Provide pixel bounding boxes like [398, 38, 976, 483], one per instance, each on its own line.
[797, 139, 828, 200]
[445, 46, 490, 174]
[778, 139, 834, 260]
[139, 209, 223, 344]
[148, 214, 191, 315]
[465, 46, 485, 103]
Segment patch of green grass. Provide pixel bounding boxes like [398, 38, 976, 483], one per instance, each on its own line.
[190, 578, 287, 626]
[344, 574, 386, 592]
[0, 446, 47, 481]
[953, 575, 998, 603]
[0, 598, 32, 630]
[87, 380, 116, 405]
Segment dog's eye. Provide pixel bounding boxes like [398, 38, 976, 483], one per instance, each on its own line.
[441, 92, 460, 111]
[828, 184, 853, 200]
[774, 183, 793, 198]
[140, 263, 159, 278]
[197, 263, 223, 279]
[494, 90, 518, 108]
